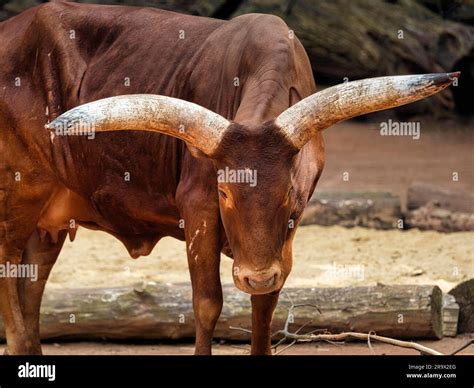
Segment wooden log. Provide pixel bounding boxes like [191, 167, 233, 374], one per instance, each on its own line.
[406, 183, 474, 232]
[232, 0, 474, 117]
[407, 182, 474, 213]
[406, 205, 474, 232]
[301, 191, 402, 230]
[416, 0, 474, 24]
[449, 279, 474, 334]
[0, 283, 449, 341]
[442, 293, 459, 337]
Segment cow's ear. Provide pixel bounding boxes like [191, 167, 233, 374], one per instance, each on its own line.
[276, 72, 460, 150]
[289, 86, 302, 107]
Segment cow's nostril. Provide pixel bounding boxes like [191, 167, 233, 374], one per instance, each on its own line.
[247, 274, 276, 290]
[244, 277, 252, 288]
[247, 277, 258, 289]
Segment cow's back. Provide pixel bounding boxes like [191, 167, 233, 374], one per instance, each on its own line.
[1, 3, 229, 237]
[0, 3, 320, 250]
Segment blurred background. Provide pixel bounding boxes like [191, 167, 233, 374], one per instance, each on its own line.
[1, 0, 473, 117]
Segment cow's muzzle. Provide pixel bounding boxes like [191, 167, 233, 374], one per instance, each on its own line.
[235, 265, 283, 295]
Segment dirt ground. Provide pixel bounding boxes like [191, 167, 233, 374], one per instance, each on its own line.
[42, 120, 473, 355]
[319, 119, 473, 207]
[48, 225, 473, 293]
[2, 334, 471, 355]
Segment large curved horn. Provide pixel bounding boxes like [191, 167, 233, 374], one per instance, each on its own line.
[45, 94, 230, 155]
[276, 72, 460, 149]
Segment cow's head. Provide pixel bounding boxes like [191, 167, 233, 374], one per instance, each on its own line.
[47, 73, 458, 294]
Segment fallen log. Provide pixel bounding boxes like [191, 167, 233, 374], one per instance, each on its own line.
[406, 182, 474, 232]
[232, 0, 474, 117]
[442, 293, 460, 337]
[0, 283, 452, 341]
[301, 191, 402, 229]
[407, 182, 474, 213]
[406, 205, 474, 232]
[416, 0, 474, 24]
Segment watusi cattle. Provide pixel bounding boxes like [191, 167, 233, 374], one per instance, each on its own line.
[0, 2, 458, 355]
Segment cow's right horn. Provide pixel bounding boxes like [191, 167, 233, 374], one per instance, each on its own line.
[276, 72, 460, 150]
[45, 94, 230, 156]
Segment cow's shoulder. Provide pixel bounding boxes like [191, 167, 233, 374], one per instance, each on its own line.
[32, 1, 77, 22]
[230, 13, 291, 41]
[231, 13, 289, 29]
[34, 1, 67, 14]
[226, 12, 296, 63]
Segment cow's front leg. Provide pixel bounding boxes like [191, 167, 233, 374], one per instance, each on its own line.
[177, 156, 223, 355]
[185, 218, 223, 355]
[251, 292, 279, 355]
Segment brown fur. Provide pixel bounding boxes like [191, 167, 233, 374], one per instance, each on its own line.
[0, 3, 324, 355]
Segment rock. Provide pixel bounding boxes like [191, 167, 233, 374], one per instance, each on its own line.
[449, 279, 474, 333]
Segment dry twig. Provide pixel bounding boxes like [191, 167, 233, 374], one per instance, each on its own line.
[230, 294, 450, 356]
[271, 296, 444, 355]
[450, 339, 473, 355]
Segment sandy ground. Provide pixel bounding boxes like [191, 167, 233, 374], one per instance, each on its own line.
[2, 334, 472, 355]
[48, 225, 473, 293]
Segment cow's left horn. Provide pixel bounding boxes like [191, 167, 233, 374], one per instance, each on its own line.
[46, 94, 230, 156]
[276, 72, 460, 149]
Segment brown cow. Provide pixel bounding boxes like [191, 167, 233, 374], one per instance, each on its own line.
[0, 2, 457, 355]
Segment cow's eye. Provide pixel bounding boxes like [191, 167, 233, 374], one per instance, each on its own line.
[218, 189, 228, 200]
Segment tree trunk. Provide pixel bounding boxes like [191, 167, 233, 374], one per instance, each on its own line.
[232, 0, 474, 117]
